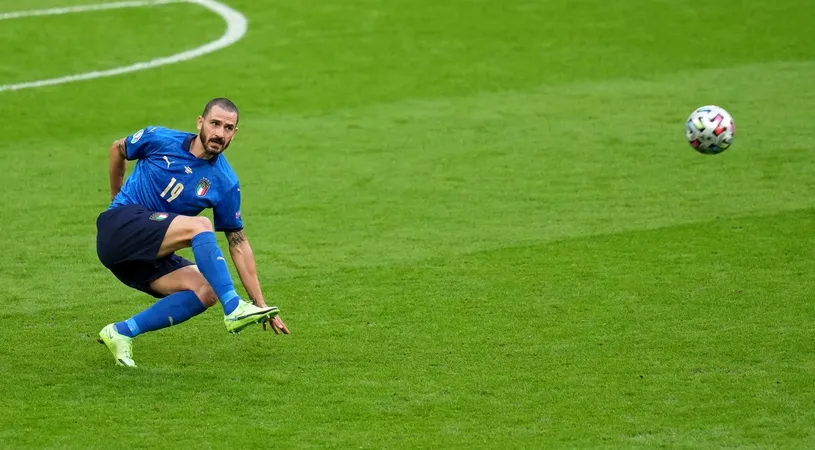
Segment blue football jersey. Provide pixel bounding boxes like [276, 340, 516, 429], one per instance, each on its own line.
[109, 126, 244, 231]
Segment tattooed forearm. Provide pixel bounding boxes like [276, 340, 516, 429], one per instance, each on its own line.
[226, 230, 247, 248]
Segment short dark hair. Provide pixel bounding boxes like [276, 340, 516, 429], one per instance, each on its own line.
[202, 98, 239, 122]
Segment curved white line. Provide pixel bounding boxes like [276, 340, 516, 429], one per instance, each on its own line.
[0, 0, 247, 92]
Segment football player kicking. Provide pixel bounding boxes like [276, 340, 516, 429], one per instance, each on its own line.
[96, 98, 289, 367]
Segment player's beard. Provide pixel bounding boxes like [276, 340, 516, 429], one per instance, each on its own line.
[198, 131, 229, 157]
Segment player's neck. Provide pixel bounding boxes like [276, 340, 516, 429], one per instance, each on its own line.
[190, 136, 215, 160]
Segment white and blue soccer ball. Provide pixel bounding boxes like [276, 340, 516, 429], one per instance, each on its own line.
[686, 105, 736, 155]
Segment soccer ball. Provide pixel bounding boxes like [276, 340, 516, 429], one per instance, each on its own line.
[685, 105, 735, 155]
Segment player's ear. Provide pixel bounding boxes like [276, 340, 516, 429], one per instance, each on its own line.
[197, 115, 204, 132]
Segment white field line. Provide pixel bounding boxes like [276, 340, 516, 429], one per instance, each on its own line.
[0, 0, 183, 21]
[0, 0, 247, 92]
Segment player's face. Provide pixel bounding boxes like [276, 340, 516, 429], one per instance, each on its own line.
[197, 106, 239, 156]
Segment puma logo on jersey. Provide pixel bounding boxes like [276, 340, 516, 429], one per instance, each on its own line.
[163, 156, 173, 168]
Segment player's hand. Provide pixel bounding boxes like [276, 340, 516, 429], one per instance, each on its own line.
[253, 299, 290, 335]
[263, 315, 290, 335]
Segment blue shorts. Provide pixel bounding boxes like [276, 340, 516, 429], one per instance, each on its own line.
[96, 205, 193, 298]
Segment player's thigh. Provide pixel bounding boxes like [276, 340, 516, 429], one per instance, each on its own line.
[158, 215, 215, 258]
[149, 265, 217, 307]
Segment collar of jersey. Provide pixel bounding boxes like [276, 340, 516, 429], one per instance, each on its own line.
[183, 134, 219, 164]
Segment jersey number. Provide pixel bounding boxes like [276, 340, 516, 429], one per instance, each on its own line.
[160, 177, 184, 202]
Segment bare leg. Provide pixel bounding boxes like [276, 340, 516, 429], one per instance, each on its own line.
[149, 265, 218, 308]
[157, 216, 214, 258]
[157, 215, 240, 314]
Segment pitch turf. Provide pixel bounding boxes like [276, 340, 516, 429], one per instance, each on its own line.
[1, 0, 814, 447]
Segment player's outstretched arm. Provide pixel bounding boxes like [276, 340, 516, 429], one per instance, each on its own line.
[109, 138, 128, 200]
[226, 229, 290, 334]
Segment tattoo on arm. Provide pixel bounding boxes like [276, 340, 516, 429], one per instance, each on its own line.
[116, 138, 127, 158]
[226, 230, 247, 248]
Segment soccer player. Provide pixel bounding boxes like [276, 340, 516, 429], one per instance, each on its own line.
[96, 98, 289, 367]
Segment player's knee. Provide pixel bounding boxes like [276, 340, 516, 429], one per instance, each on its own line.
[190, 216, 214, 235]
[193, 283, 218, 308]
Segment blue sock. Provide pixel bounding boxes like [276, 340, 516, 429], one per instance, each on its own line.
[191, 231, 240, 315]
[114, 290, 207, 338]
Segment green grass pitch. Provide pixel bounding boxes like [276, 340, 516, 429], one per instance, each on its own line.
[1, 0, 814, 447]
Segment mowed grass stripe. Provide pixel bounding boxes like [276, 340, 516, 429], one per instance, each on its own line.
[1, 207, 814, 448]
[0, 61, 812, 298]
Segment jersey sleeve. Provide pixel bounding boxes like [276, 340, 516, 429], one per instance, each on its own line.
[124, 126, 161, 160]
[214, 182, 244, 232]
